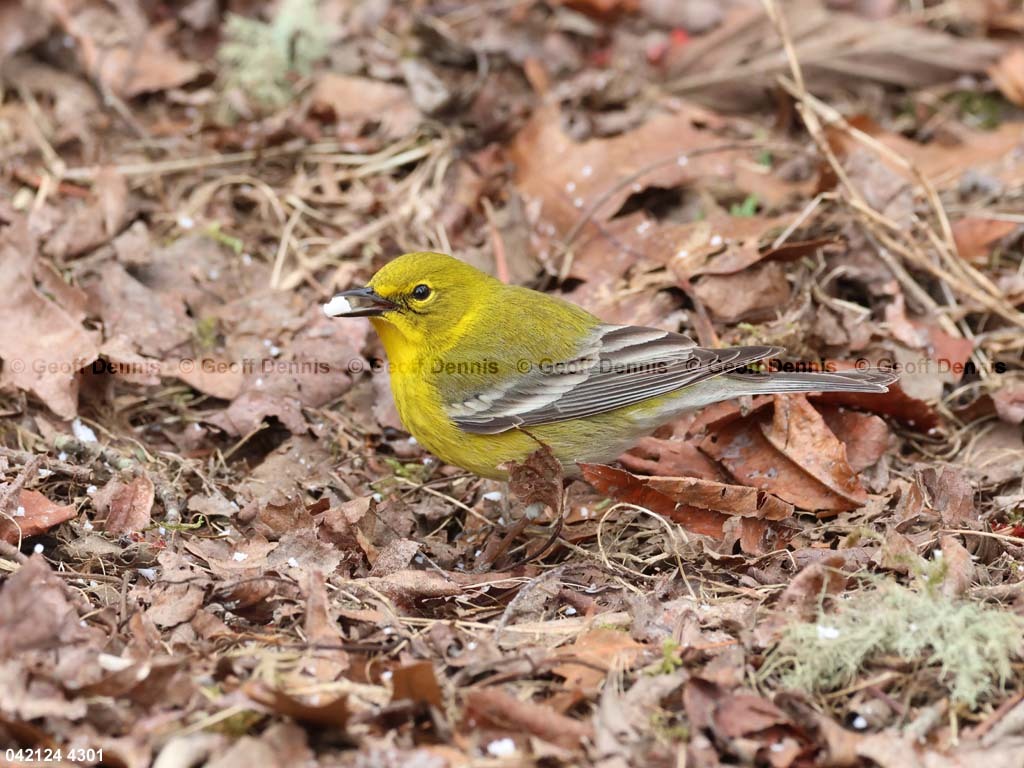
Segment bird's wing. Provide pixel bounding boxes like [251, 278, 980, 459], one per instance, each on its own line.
[447, 324, 779, 434]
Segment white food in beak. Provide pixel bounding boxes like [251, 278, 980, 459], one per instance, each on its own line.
[323, 295, 354, 317]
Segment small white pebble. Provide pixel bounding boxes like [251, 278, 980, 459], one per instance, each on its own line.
[675, 249, 689, 260]
[33, 543, 44, 554]
[323, 295, 353, 317]
[565, 181, 576, 193]
[231, 551, 248, 562]
[263, 338, 272, 348]
[487, 738, 517, 758]
[580, 507, 590, 518]
[677, 155, 689, 166]
[408, 436, 418, 445]
[255, 377, 264, 387]
[709, 234, 723, 247]
[14, 506, 25, 518]
[482, 491, 503, 502]
[242, 253, 253, 265]
[497, 516, 506, 525]
[208, 268, 219, 280]
[287, 557, 300, 568]
[636, 220, 652, 234]
[770, 742, 785, 753]
[72, 419, 97, 444]
[381, 670, 393, 681]
[852, 715, 868, 731]
[382, 626, 394, 635]
[581, 165, 593, 177]
[816, 624, 841, 640]
[177, 215, 195, 230]
[82, 519, 94, 531]
[37, 468, 52, 478]
[58, 451, 68, 461]
[564, 606, 577, 616]
[372, 492, 383, 502]
[138, 568, 157, 581]
[467, 641, 478, 650]
[573, 197, 584, 208]
[933, 550, 943, 559]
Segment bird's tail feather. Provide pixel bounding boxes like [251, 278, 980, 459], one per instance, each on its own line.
[723, 368, 897, 395]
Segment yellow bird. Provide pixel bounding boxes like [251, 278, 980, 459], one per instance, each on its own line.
[324, 252, 895, 479]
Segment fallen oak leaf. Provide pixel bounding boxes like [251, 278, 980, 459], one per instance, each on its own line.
[244, 682, 349, 728]
[464, 686, 593, 751]
[644, 475, 794, 520]
[93, 474, 155, 535]
[700, 403, 862, 513]
[952, 217, 1019, 265]
[580, 463, 731, 537]
[818, 406, 890, 473]
[0, 489, 76, 545]
[761, 395, 867, 508]
[550, 628, 647, 693]
[391, 661, 444, 710]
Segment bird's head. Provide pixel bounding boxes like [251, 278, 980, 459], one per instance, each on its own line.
[324, 252, 500, 350]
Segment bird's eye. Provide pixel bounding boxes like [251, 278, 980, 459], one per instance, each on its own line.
[412, 284, 431, 300]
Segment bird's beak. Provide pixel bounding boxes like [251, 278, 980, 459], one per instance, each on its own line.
[323, 287, 397, 318]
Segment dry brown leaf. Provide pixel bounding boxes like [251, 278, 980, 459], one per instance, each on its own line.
[505, 443, 563, 514]
[644, 475, 794, 520]
[302, 570, 349, 679]
[939, 535, 974, 599]
[989, 47, 1024, 107]
[0, 555, 85, 657]
[580, 463, 731, 537]
[761, 396, 867, 509]
[309, 74, 422, 139]
[712, 693, 791, 739]
[693, 261, 792, 323]
[952, 217, 1019, 264]
[391, 661, 444, 710]
[244, 683, 349, 728]
[86, 261, 193, 358]
[551, 628, 647, 693]
[464, 686, 594, 751]
[818, 406, 890, 473]
[622, 429, 728, 480]
[49, 4, 200, 97]
[510, 100, 729, 238]
[0, 489, 76, 545]
[993, 381, 1024, 425]
[0, 219, 100, 418]
[701, 401, 865, 513]
[147, 582, 205, 629]
[918, 466, 976, 527]
[94, 475, 155, 535]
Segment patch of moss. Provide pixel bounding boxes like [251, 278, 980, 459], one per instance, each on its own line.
[217, 0, 330, 114]
[760, 577, 1023, 709]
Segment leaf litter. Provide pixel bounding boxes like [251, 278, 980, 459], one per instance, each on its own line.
[1, 0, 1024, 766]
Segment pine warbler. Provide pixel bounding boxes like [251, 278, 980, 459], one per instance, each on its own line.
[324, 252, 896, 479]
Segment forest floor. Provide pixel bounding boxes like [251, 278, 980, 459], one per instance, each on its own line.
[2, 0, 1024, 766]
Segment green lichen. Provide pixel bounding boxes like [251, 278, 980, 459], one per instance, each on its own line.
[217, 0, 330, 114]
[760, 576, 1023, 709]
